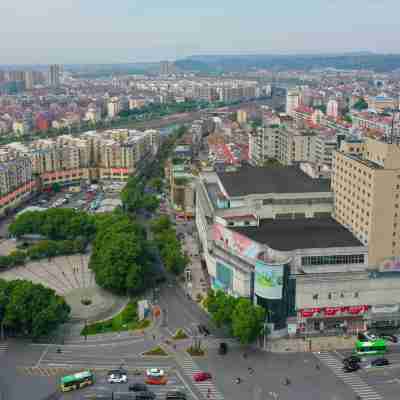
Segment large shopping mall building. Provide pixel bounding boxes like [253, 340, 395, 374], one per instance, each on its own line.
[196, 164, 400, 336]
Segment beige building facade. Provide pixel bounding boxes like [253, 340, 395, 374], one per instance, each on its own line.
[332, 137, 400, 265]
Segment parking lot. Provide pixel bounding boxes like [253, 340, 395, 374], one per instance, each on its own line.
[28, 182, 124, 214]
[62, 370, 195, 400]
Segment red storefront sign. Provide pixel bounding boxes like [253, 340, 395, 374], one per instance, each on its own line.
[300, 308, 321, 318]
[323, 307, 341, 316]
[348, 305, 369, 314]
[299, 305, 369, 318]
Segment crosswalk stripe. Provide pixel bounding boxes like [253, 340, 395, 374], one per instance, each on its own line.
[314, 352, 382, 400]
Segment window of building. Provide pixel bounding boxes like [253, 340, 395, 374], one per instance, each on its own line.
[301, 254, 365, 266]
[312, 294, 319, 300]
[328, 293, 332, 300]
[354, 292, 359, 298]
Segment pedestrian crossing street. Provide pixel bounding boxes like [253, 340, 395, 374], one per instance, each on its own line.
[315, 352, 383, 400]
[18, 366, 70, 377]
[180, 355, 224, 400]
[0, 342, 7, 356]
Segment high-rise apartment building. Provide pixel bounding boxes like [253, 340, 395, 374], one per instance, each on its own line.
[24, 71, 34, 90]
[48, 64, 61, 87]
[326, 99, 339, 119]
[332, 137, 400, 265]
[107, 98, 121, 118]
[286, 90, 300, 116]
[160, 61, 175, 75]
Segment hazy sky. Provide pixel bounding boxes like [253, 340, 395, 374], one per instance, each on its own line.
[1, 0, 400, 64]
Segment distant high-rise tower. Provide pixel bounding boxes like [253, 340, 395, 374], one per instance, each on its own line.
[160, 61, 175, 75]
[24, 71, 34, 90]
[286, 90, 300, 116]
[48, 64, 61, 87]
[326, 99, 339, 118]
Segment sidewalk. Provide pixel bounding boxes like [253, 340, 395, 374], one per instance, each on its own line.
[267, 335, 357, 353]
[181, 231, 209, 301]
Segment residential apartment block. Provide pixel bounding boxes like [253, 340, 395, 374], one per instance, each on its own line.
[0, 129, 160, 216]
[332, 137, 400, 266]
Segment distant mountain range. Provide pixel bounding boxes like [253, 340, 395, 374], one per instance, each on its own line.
[174, 53, 400, 73]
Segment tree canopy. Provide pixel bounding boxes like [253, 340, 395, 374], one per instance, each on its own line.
[0, 279, 70, 339]
[9, 209, 96, 241]
[353, 98, 369, 111]
[151, 216, 189, 275]
[204, 290, 266, 344]
[89, 214, 152, 295]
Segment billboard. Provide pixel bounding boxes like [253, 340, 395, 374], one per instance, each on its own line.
[213, 223, 261, 259]
[255, 260, 284, 300]
[215, 261, 233, 291]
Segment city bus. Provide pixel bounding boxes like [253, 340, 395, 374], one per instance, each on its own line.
[60, 370, 94, 392]
[354, 338, 387, 356]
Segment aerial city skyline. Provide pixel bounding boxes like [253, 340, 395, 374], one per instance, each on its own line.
[1, 0, 400, 63]
[2, 2, 400, 400]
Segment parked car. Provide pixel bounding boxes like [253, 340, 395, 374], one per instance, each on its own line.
[193, 372, 212, 382]
[371, 358, 389, 367]
[342, 355, 361, 364]
[218, 342, 228, 355]
[343, 363, 360, 373]
[107, 369, 128, 383]
[129, 383, 148, 392]
[165, 391, 186, 400]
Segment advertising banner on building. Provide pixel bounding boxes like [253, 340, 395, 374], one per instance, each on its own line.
[214, 261, 233, 292]
[254, 260, 284, 300]
[213, 223, 261, 259]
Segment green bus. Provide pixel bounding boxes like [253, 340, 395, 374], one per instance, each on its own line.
[60, 370, 94, 392]
[354, 338, 387, 356]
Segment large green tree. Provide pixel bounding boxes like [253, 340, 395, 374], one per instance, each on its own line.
[9, 209, 96, 241]
[232, 298, 266, 344]
[0, 279, 70, 339]
[89, 215, 151, 294]
[205, 291, 267, 344]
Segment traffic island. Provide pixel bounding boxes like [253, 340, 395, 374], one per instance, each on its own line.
[172, 328, 189, 340]
[186, 345, 205, 357]
[142, 346, 169, 356]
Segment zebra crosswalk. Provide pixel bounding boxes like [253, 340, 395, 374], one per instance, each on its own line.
[315, 352, 382, 400]
[0, 342, 8, 356]
[180, 355, 224, 400]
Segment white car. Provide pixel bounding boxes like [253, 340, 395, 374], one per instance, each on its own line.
[107, 370, 127, 384]
[146, 368, 164, 378]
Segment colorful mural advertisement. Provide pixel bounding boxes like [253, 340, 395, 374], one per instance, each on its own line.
[213, 261, 234, 292]
[213, 223, 261, 259]
[254, 260, 284, 300]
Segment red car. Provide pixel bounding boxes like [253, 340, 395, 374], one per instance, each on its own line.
[193, 372, 212, 382]
[145, 376, 168, 385]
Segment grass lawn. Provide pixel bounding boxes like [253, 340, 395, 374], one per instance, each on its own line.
[81, 300, 151, 336]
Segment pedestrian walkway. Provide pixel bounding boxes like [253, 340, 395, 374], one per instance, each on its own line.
[0, 342, 8, 356]
[179, 354, 224, 400]
[315, 352, 382, 400]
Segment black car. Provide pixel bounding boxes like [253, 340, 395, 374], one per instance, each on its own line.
[342, 355, 361, 365]
[371, 358, 389, 367]
[381, 334, 398, 343]
[129, 383, 148, 392]
[343, 362, 360, 373]
[134, 391, 156, 400]
[218, 342, 228, 355]
[165, 391, 187, 400]
[198, 324, 210, 336]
